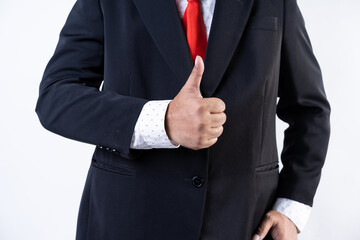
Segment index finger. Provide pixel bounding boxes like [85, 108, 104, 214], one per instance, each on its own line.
[205, 97, 226, 113]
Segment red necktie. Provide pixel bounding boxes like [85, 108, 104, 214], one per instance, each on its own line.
[182, 0, 208, 62]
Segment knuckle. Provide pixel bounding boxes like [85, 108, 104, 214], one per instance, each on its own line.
[195, 71, 203, 79]
[219, 99, 226, 111]
[218, 126, 224, 135]
[195, 104, 207, 115]
[191, 67, 203, 78]
[222, 113, 227, 123]
[264, 212, 274, 222]
[213, 98, 225, 111]
[218, 113, 226, 125]
[194, 117, 210, 132]
[213, 126, 223, 137]
[205, 138, 217, 148]
[196, 122, 207, 133]
[196, 137, 205, 149]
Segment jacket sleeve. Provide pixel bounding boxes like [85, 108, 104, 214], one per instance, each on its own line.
[276, 0, 331, 206]
[35, 0, 148, 160]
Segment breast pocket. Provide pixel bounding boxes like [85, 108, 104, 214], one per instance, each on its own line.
[246, 16, 278, 31]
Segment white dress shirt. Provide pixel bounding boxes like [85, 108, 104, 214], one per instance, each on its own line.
[130, 0, 311, 232]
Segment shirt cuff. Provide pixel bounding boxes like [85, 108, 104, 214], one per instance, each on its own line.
[272, 197, 312, 233]
[130, 100, 180, 149]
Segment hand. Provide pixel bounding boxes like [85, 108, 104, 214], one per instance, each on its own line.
[252, 210, 298, 240]
[165, 56, 226, 150]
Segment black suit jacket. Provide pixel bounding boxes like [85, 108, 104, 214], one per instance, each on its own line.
[35, 0, 331, 239]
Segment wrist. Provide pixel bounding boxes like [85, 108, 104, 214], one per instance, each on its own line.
[272, 198, 311, 233]
[165, 101, 174, 140]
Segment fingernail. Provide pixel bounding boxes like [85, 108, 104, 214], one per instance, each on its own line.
[195, 55, 200, 66]
[253, 234, 260, 240]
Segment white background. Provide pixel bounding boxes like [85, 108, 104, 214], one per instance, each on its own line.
[0, 0, 359, 239]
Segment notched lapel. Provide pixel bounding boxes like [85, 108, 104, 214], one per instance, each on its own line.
[202, 0, 254, 97]
[131, 0, 254, 97]
[131, 0, 193, 88]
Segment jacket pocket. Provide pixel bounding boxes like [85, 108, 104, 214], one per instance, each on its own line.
[91, 146, 136, 176]
[246, 16, 278, 31]
[255, 161, 279, 173]
[91, 159, 135, 176]
[253, 162, 279, 231]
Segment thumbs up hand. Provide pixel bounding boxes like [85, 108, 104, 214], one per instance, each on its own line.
[165, 56, 227, 150]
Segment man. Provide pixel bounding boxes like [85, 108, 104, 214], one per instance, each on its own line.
[35, 0, 330, 239]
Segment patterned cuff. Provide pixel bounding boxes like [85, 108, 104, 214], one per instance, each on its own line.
[272, 198, 312, 233]
[130, 100, 180, 149]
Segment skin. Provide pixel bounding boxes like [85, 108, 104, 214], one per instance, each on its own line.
[165, 56, 226, 150]
[253, 210, 298, 240]
[165, 56, 298, 240]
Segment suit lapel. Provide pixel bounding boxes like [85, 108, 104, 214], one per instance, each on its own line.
[132, 0, 193, 87]
[132, 0, 254, 97]
[202, 0, 254, 97]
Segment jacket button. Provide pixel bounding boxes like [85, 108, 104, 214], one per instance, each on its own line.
[192, 176, 204, 188]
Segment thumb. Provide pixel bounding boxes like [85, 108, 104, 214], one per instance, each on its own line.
[183, 56, 204, 95]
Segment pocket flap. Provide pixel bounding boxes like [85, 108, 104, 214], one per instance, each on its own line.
[246, 16, 278, 31]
